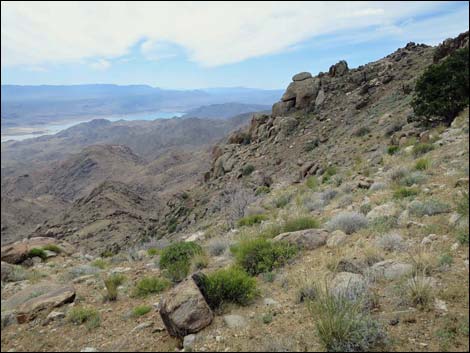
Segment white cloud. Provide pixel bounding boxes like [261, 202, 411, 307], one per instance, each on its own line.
[90, 59, 111, 70]
[1, 1, 468, 68]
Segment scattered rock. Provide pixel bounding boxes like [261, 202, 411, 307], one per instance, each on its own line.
[273, 228, 329, 250]
[183, 334, 197, 351]
[366, 202, 397, 220]
[159, 275, 213, 337]
[45, 311, 65, 324]
[1, 237, 73, 264]
[131, 322, 153, 333]
[369, 260, 413, 280]
[80, 348, 99, 352]
[330, 272, 368, 301]
[326, 230, 348, 248]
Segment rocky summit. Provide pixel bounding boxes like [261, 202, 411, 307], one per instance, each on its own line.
[1, 24, 469, 353]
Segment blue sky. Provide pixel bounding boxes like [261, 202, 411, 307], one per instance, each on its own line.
[1, 1, 468, 89]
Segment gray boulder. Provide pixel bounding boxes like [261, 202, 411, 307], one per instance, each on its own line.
[292, 72, 312, 81]
[159, 275, 213, 337]
[273, 228, 329, 250]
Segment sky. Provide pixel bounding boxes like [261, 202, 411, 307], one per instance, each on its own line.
[1, 1, 469, 90]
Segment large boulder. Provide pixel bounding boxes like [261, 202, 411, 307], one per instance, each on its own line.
[159, 275, 213, 337]
[280, 77, 321, 109]
[273, 229, 329, 250]
[1, 237, 74, 264]
[3, 282, 76, 323]
[292, 72, 312, 81]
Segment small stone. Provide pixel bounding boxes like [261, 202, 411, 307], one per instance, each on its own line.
[183, 334, 196, 351]
[45, 311, 65, 324]
[451, 242, 460, 251]
[434, 298, 448, 312]
[131, 322, 153, 333]
[263, 298, 280, 307]
[80, 348, 98, 352]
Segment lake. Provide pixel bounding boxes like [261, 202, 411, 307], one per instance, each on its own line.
[1, 111, 184, 142]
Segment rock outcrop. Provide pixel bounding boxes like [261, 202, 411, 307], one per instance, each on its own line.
[1, 237, 74, 264]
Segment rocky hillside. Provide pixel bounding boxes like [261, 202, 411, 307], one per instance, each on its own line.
[1, 32, 469, 352]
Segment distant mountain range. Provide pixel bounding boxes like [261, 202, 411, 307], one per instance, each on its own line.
[1, 84, 282, 128]
[182, 102, 271, 119]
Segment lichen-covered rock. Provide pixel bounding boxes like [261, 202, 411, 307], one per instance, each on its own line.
[159, 275, 213, 337]
[330, 272, 368, 301]
[369, 260, 413, 280]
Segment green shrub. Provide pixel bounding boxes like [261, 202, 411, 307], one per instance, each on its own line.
[242, 164, 255, 176]
[399, 171, 427, 187]
[90, 259, 108, 269]
[306, 176, 319, 190]
[393, 187, 419, 199]
[237, 214, 267, 227]
[159, 242, 203, 282]
[415, 158, 430, 171]
[258, 224, 283, 239]
[387, 146, 400, 155]
[103, 273, 126, 301]
[322, 166, 337, 184]
[255, 186, 270, 196]
[412, 48, 469, 126]
[370, 216, 398, 234]
[456, 191, 469, 218]
[197, 266, 258, 309]
[42, 244, 62, 253]
[147, 248, 160, 257]
[406, 276, 434, 310]
[132, 305, 152, 317]
[231, 238, 297, 275]
[133, 276, 170, 297]
[413, 143, 434, 157]
[309, 286, 386, 352]
[68, 307, 101, 330]
[262, 313, 274, 324]
[438, 253, 453, 267]
[27, 248, 47, 260]
[283, 216, 319, 233]
[274, 194, 291, 208]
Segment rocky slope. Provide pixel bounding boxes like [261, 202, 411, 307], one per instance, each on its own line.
[1, 32, 469, 353]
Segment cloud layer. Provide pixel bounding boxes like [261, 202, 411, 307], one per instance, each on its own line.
[1, 1, 467, 68]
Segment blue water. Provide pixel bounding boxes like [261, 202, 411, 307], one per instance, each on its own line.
[1, 111, 184, 142]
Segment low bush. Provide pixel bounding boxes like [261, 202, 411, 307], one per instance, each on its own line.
[400, 171, 427, 186]
[103, 273, 126, 301]
[42, 244, 62, 253]
[27, 248, 47, 260]
[408, 199, 451, 217]
[237, 214, 268, 227]
[387, 146, 400, 155]
[90, 259, 108, 269]
[160, 241, 203, 282]
[133, 276, 170, 297]
[326, 212, 368, 235]
[255, 186, 270, 196]
[283, 216, 320, 233]
[415, 158, 430, 171]
[406, 276, 434, 310]
[147, 248, 160, 257]
[231, 238, 297, 275]
[197, 266, 258, 309]
[376, 232, 405, 252]
[413, 143, 434, 157]
[322, 166, 337, 184]
[274, 194, 292, 208]
[393, 187, 419, 199]
[306, 176, 319, 190]
[132, 305, 152, 317]
[68, 307, 101, 330]
[369, 216, 398, 234]
[309, 286, 387, 352]
[242, 164, 255, 176]
[207, 238, 229, 256]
